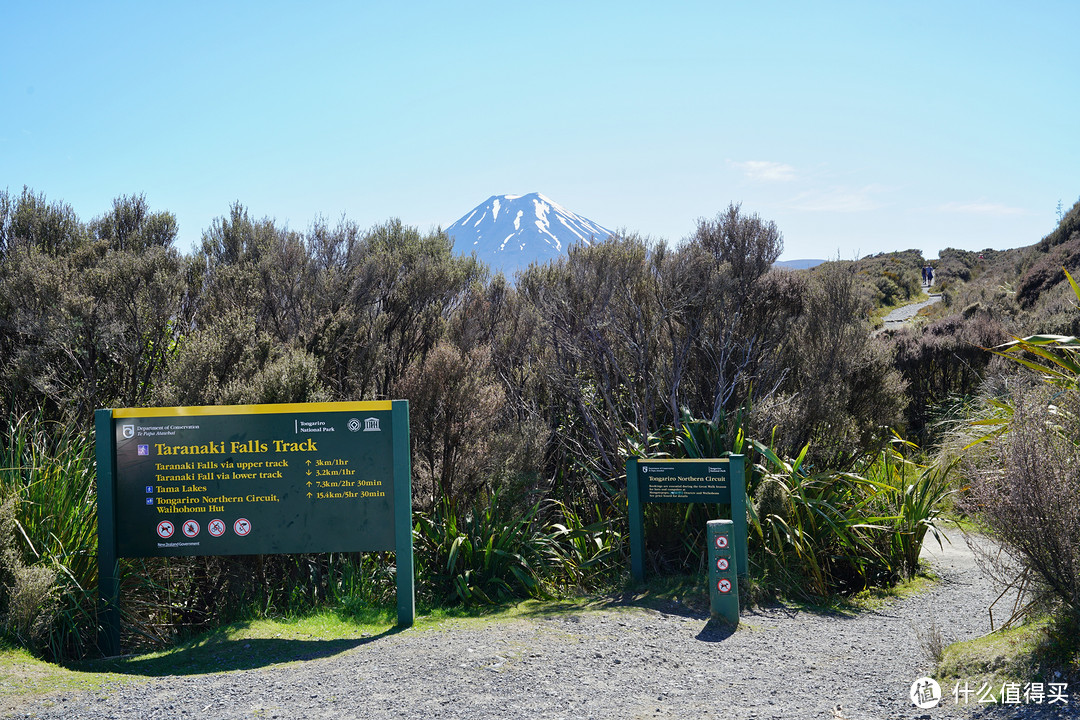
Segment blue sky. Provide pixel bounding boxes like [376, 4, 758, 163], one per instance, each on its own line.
[2, 1, 1076, 260]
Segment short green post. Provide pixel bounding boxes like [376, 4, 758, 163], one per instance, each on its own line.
[707, 519, 739, 627]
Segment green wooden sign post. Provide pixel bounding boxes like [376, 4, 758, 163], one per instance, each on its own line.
[96, 400, 413, 657]
[627, 455, 747, 583]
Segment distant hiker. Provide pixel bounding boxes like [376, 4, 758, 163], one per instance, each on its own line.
[926, 265, 934, 286]
[921, 265, 930, 286]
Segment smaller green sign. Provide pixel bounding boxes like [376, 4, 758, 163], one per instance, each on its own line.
[638, 459, 731, 503]
[627, 456, 747, 584]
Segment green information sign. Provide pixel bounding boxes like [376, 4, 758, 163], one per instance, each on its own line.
[627, 456, 747, 584]
[112, 404, 397, 557]
[96, 400, 414, 656]
[637, 459, 731, 503]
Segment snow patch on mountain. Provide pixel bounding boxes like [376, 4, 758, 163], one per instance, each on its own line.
[446, 192, 613, 275]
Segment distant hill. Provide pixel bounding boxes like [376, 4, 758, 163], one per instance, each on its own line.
[774, 259, 825, 270]
[446, 193, 613, 274]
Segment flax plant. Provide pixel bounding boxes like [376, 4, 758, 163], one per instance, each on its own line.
[0, 413, 98, 660]
[865, 434, 958, 579]
[749, 439, 897, 596]
[413, 492, 558, 605]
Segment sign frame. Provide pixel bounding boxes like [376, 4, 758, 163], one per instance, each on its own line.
[96, 400, 414, 657]
[626, 455, 747, 583]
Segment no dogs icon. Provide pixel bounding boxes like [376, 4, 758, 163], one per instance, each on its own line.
[717, 578, 732, 594]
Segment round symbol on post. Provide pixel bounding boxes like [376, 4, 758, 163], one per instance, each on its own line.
[208, 519, 226, 537]
[715, 534, 729, 550]
[717, 578, 732, 594]
[716, 557, 730, 572]
[182, 520, 200, 538]
[157, 521, 175, 539]
[234, 518, 252, 536]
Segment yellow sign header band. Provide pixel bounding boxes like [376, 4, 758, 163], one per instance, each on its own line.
[112, 401, 394, 418]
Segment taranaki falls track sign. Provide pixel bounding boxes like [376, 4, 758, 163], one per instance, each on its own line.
[96, 401, 414, 655]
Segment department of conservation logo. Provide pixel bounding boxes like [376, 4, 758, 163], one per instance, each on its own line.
[122, 424, 135, 439]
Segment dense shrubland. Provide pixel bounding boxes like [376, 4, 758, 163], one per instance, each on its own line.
[1, 186, 1077, 663]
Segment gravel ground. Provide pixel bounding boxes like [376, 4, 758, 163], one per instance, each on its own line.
[11, 532, 1076, 720]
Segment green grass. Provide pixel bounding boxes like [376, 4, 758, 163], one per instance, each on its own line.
[81, 610, 400, 677]
[937, 615, 1080, 692]
[0, 640, 125, 715]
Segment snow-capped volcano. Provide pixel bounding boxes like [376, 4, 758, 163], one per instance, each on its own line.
[446, 193, 614, 274]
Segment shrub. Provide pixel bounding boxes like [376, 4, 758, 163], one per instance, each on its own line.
[961, 386, 1080, 619]
[956, 270, 1080, 623]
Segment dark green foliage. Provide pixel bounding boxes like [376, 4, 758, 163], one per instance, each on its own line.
[1016, 232, 1080, 309]
[413, 494, 555, 604]
[888, 310, 1008, 443]
[693, 202, 783, 284]
[0, 187, 83, 257]
[0, 415, 97, 661]
[765, 262, 907, 466]
[395, 341, 504, 509]
[820, 249, 924, 309]
[0, 192, 190, 421]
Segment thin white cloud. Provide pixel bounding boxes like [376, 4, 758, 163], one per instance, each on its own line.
[785, 185, 886, 213]
[937, 201, 1026, 217]
[729, 160, 797, 183]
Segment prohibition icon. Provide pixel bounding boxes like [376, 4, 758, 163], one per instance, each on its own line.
[715, 534, 729, 550]
[208, 519, 226, 537]
[182, 520, 200, 538]
[716, 557, 729, 572]
[234, 518, 252, 536]
[156, 521, 174, 538]
[717, 578, 732, 594]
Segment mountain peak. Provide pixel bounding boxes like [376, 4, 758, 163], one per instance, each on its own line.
[447, 193, 613, 274]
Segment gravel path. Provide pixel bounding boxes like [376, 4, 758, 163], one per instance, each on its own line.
[11, 532, 1073, 720]
[883, 294, 942, 328]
